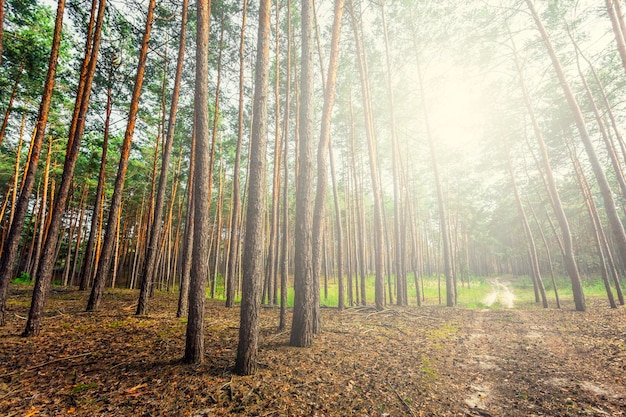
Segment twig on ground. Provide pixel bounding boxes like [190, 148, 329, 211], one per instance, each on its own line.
[1, 352, 94, 379]
[386, 380, 417, 417]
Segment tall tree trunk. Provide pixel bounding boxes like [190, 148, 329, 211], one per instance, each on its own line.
[29, 137, 53, 284]
[264, 0, 282, 307]
[568, 145, 618, 308]
[506, 150, 548, 307]
[0, 0, 66, 326]
[329, 143, 344, 310]
[136, 0, 188, 315]
[380, 2, 405, 306]
[528, 0, 626, 310]
[87, 0, 157, 311]
[183, 0, 212, 364]
[176, 124, 195, 317]
[312, 0, 344, 330]
[290, 0, 317, 347]
[79, 61, 113, 291]
[7, 114, 25, 232]
[24, 0, 106, 336]
[225, 0, 248, 308]
[278, 0, 291, 331]
[234, 0, 271, 375]
[348, 0, 385, 310]
[413, 45, 454, 306]
[510, 19, 585, 311]
[607, 0, 626, 74]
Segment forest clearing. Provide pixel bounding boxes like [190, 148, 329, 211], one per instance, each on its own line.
[1, 279, 625, 416]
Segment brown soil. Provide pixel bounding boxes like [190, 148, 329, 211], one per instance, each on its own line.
[0, 285, 624, 416]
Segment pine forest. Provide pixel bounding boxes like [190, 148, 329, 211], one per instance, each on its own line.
[0, 0, 625, 415]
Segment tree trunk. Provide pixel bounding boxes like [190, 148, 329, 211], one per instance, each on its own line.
[413, 47, 454, 306]
[24, 0, 106, 336]
[312, 0, 344, 329]
[278, 0, 291, 331]
[0, 0, 66, 327]
[510, 16, 585, 311]
[29, 137, 53, 284]
[348, 0, 385, 311]
[568, 145, 618, 308]
[183, 0, 212, 365]
[136, 0, 188, 315]
[290, 0, 317, 347]
[607, 0, 626, 74]
[87, 0, 157, 312]
[225, 0, 248, 308]
[176, 125, 195, 318]
[79, 61, 113, 291]
[506, 151, 548, 308]
[234, 0, 271, 375]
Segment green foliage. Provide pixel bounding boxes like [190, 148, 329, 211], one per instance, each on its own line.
[11, 271, 31, 284]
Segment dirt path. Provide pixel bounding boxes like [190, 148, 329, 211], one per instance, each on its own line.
[482, 277, 515, 308]
[449, 307, 626, 416]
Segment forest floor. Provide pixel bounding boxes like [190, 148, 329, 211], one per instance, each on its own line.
[0, 283, 625, 417]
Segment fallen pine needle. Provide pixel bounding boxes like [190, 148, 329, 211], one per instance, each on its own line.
[0, 352, 94, 379]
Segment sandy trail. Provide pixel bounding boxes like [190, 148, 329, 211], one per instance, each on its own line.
[482, 277, 514, 308]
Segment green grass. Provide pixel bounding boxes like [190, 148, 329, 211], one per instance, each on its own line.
[201, 272, 497, 309]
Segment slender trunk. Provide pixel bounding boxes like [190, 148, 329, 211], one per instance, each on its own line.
[511, 17, 585, 311]
[291, 0, 318, 347]
[348, 0, 385, 310]
[569, 146, 617, 308]
[70, 195, 86, 286]
[30, 137, 53, 284]
[278, 0, 291, 331]
[235, 0, 271, 374]
[265, 0, 282, 307]
[607, 0, 626, 73]
[225, 0, 248, 308]
[380, 2, 405, 306]
[136, 0, 188, 315]
[413, 46, 454, 306]
[183, 0, 212, 364]
[176, 127, 195, 318]
[24, 0, 106, 336]
[79, 63, 113, 291]
[312, 0, 344, 329]
[506, 151, 548, 307]
[0, 0, 66, 327]
[88, 0, 157, 312]
[329, 143, 344, 310]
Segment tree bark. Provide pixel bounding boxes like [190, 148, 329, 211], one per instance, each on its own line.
[290, 0, 317, 347]
[225, 0, 248, 308]
[348, 0, 385, 310]
[136, 0, 188, 315]
[79, 60, 113, 291]
[183, 0, 212, 364]
[312, 0, 344, 329]
[0, 0, 66, 327]
[87, 0, 156, 312]
[278, 0, 291, 331]
[24, 0, 106, 336]
[235, 0, 271, 375]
